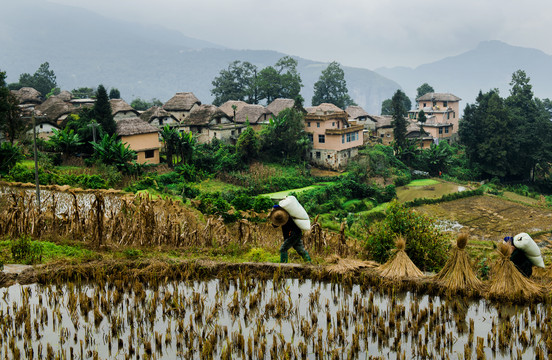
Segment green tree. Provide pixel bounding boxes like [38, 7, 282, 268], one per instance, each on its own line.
[416, 83, 435, 99]
[94, 85, 116, 136]
[211, 61, 258, 106]
[236, 124, 260, 164]
[381, 90, 411, 115]
[14, 62, 57, 96]
[260, 108, 311, 163]
[91, 134, 137, 171]
[160, 125, 178, 167]
[505, 70, 552, 180]
[255, 56, 303, 105]
[312, 61, 355, 109]
[130, 97, 162, 110]
[256, 66, 281, 104]
[391, 90, 409, 151]
[71, 87, 96, 99]
[109, 88, 121, 99]
[458, 90, 512, 178]
[0, 70, 24, 143]
[0, 142, 23, 174]
[175, 131, 196, 165]
[48, 128, 84, 161]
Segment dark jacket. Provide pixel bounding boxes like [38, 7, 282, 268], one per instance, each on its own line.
[510, 247, 533, 277]
[281, 218, 301, 240]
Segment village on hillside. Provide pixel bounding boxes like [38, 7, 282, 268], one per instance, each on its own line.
[11, 86, 461, 171]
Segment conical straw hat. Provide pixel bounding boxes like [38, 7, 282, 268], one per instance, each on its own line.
[271, 208, 289, 226]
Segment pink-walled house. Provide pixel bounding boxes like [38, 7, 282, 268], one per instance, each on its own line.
[408, 92, 461, 142]
[116, 117, 161, 164]
[304, 103, 363, 170]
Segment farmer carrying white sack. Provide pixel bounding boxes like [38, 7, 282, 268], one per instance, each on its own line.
[503, 232, 545, 277]
[269, 196, 312, 264]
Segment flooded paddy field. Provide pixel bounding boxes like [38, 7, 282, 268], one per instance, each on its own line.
[1, 271, 550, 360]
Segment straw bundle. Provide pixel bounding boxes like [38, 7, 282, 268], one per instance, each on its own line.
[487, 242, 543, 301]
[326, 255, 378, 275]
[435, 233, 483, 293]
[378, 236, 424, 279]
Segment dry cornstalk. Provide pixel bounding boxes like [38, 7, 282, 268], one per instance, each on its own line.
[378, 235, 424, 280]
[435, 233, 482, 293]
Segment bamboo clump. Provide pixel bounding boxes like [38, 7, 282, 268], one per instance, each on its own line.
[435, 233, 483, 293]
[378, 235, 424, 280]
[487, 242, 544, 301]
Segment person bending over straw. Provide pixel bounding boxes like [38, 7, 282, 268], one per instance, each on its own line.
[270, 205, 312, 264]
[504, 235, 533, 277]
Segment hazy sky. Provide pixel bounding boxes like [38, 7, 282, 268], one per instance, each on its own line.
[48, 0, 552, 70]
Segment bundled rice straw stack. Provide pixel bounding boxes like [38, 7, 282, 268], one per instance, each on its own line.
[435, 233, 482, 293]
[378, 235, 424, 280]
[326, 255, 378, 275]
[487, 242, 543, 301]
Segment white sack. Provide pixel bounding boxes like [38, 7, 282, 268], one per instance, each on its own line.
[514, 232, 545, 268]
[279, 195, 311, 231]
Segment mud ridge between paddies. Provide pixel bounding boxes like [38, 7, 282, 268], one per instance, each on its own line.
[2, 258, 552, 305]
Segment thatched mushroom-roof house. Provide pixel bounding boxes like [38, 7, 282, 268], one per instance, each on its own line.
[35, 96, 75, 125]
[305, 103, 345, 115]
[11, 87, 43, 105]
[139, 106, 179, 128]
[184, 104, 243, 144]
[163, 92, 201, 121]
[57, 90, 72, 102]
[235, 104, 273, 129]
[116, 117, 161, 164]
[110, 99, 139, 121]
[219, 100, 248, 120]
[267, 98, 295, 116]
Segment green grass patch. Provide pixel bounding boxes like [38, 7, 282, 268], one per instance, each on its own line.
[262, 182, 333, 200]
[0, 239, 96, 264]
[197, 178, 245, 193]
[406, 179, 440, 186]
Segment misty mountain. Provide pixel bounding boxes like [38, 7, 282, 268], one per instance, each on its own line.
[376, 40, 552, 108]
[0, 0, 400, 113]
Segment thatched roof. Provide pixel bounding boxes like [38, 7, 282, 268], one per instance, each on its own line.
[184, 104, 227, 126]
[267, 98, 295, 116]
[371, 115, 393, 128]
[416, 92, 461, 102]
[219, 100, 248, 118]
[163, 92, 201, 111]
[235, 104, 273, 124]
[346, 105, 369, 119]
[35, 96, 74, 121]
[11, 87, 43, 104]
[139, 106, 176, 123]
[116, 117, 159, 137]
[57, 91, 72, 101]
[110, 99, 137, 115]
[305, 103, 345, 115]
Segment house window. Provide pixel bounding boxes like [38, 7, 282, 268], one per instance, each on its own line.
[213, 132, 217, 138]
[318, 134, 325, 143]
[445, 127, 449, 134]
[327, 155, 331, 159]
[447, 112, 450, 119]
[231, 130, 235, 136]
[159, 119, 164, 126]
[381, 134, 384, 138]
[439, 128, 443, 134]
[443, 101, 448, 108]
[332, 122, 335, 127]
[342, 134, 345, 144]
[316, 151, 321, 159]
[317, 122, 320, 128]
[423, 103, 427, 108]
[145, 150, 155, 159]
[307, 122, 311, 127]
[308, 134, 313, 142]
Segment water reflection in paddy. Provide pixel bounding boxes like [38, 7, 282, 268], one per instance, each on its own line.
[0, 278, 547, 359]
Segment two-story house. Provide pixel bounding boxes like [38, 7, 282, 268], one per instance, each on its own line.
[304, 103, 363, 170]
[408, 92, 461, 142]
